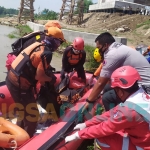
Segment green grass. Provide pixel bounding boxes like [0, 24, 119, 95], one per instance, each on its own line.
[84, 44, 99, 72]
[143, 25, 150, 30]
[136, 20, 150, 29]
[7, 25, 32, 39]
[16, 25, 33, 37]
[8, 33, 17, 38]
[7, 30, 20, 39]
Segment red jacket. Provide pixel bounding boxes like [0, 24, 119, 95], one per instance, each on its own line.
[78, 105, 150, 149]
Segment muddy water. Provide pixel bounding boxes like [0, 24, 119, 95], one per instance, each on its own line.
[0, 25, 62, 82]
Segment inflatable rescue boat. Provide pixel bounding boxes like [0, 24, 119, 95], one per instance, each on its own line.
[0, 71, 100, 150]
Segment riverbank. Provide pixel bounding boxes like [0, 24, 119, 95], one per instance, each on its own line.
[1, 15, 150, 47]
[0, 16, 19, 27]
[0, 15, 32, 27]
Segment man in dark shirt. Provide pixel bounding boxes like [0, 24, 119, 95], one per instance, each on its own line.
[61, 37, 86, 83]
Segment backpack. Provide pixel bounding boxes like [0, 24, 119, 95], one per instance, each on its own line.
[11, 31, 45, 56]
[6, 31, 45, 71]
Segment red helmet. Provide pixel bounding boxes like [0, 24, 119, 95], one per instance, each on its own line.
[73, 37, 84, 50]
[111, 66, 141, 89]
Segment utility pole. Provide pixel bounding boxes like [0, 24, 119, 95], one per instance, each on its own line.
[59, 0, 84, 25]
[18, 0, 34, 23]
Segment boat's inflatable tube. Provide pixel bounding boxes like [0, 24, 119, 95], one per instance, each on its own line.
[0, 117, 30, 148]
[0, 82, 15, 114]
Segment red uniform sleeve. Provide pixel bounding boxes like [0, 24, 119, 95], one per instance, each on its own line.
[78, 105, 145, 139]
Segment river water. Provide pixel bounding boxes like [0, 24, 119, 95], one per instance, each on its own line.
[0, 25, 62, 82]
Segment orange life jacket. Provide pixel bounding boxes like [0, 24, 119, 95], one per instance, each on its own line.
[11, 42, 42, 76]
[67, 50, 82, 65]
[10, 42, 43, 87]
[94, 63, 103, 77]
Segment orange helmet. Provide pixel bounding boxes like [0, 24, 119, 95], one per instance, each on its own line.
[73, 37, 84, 50]
[46, 27, 66, 42]
[44, 21, 61, 30]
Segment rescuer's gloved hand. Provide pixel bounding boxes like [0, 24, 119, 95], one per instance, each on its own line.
[74, 123, 86, 130]
[65, 132, 80, 143]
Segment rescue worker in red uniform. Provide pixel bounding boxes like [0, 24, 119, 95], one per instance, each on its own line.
[6, 27, 65, 137]
[65, 66, 150, 150]
[61, 37, 86, 83]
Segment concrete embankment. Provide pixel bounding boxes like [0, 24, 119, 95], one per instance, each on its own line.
[27, 21, 127, 46]
[0, 16, 127, 46]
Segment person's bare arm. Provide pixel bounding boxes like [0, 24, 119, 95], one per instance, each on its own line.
[82, 77, 109, 113]
[88, 77, 109, 101]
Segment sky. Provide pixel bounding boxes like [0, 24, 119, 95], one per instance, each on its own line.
[0, 0, 98, 13]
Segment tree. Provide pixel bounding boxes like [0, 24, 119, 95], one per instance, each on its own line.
[84, 0, 93, 13]
[76, 0, 93, 14]
[0, 6, 18, 16]
[35, 9, 58, 20]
